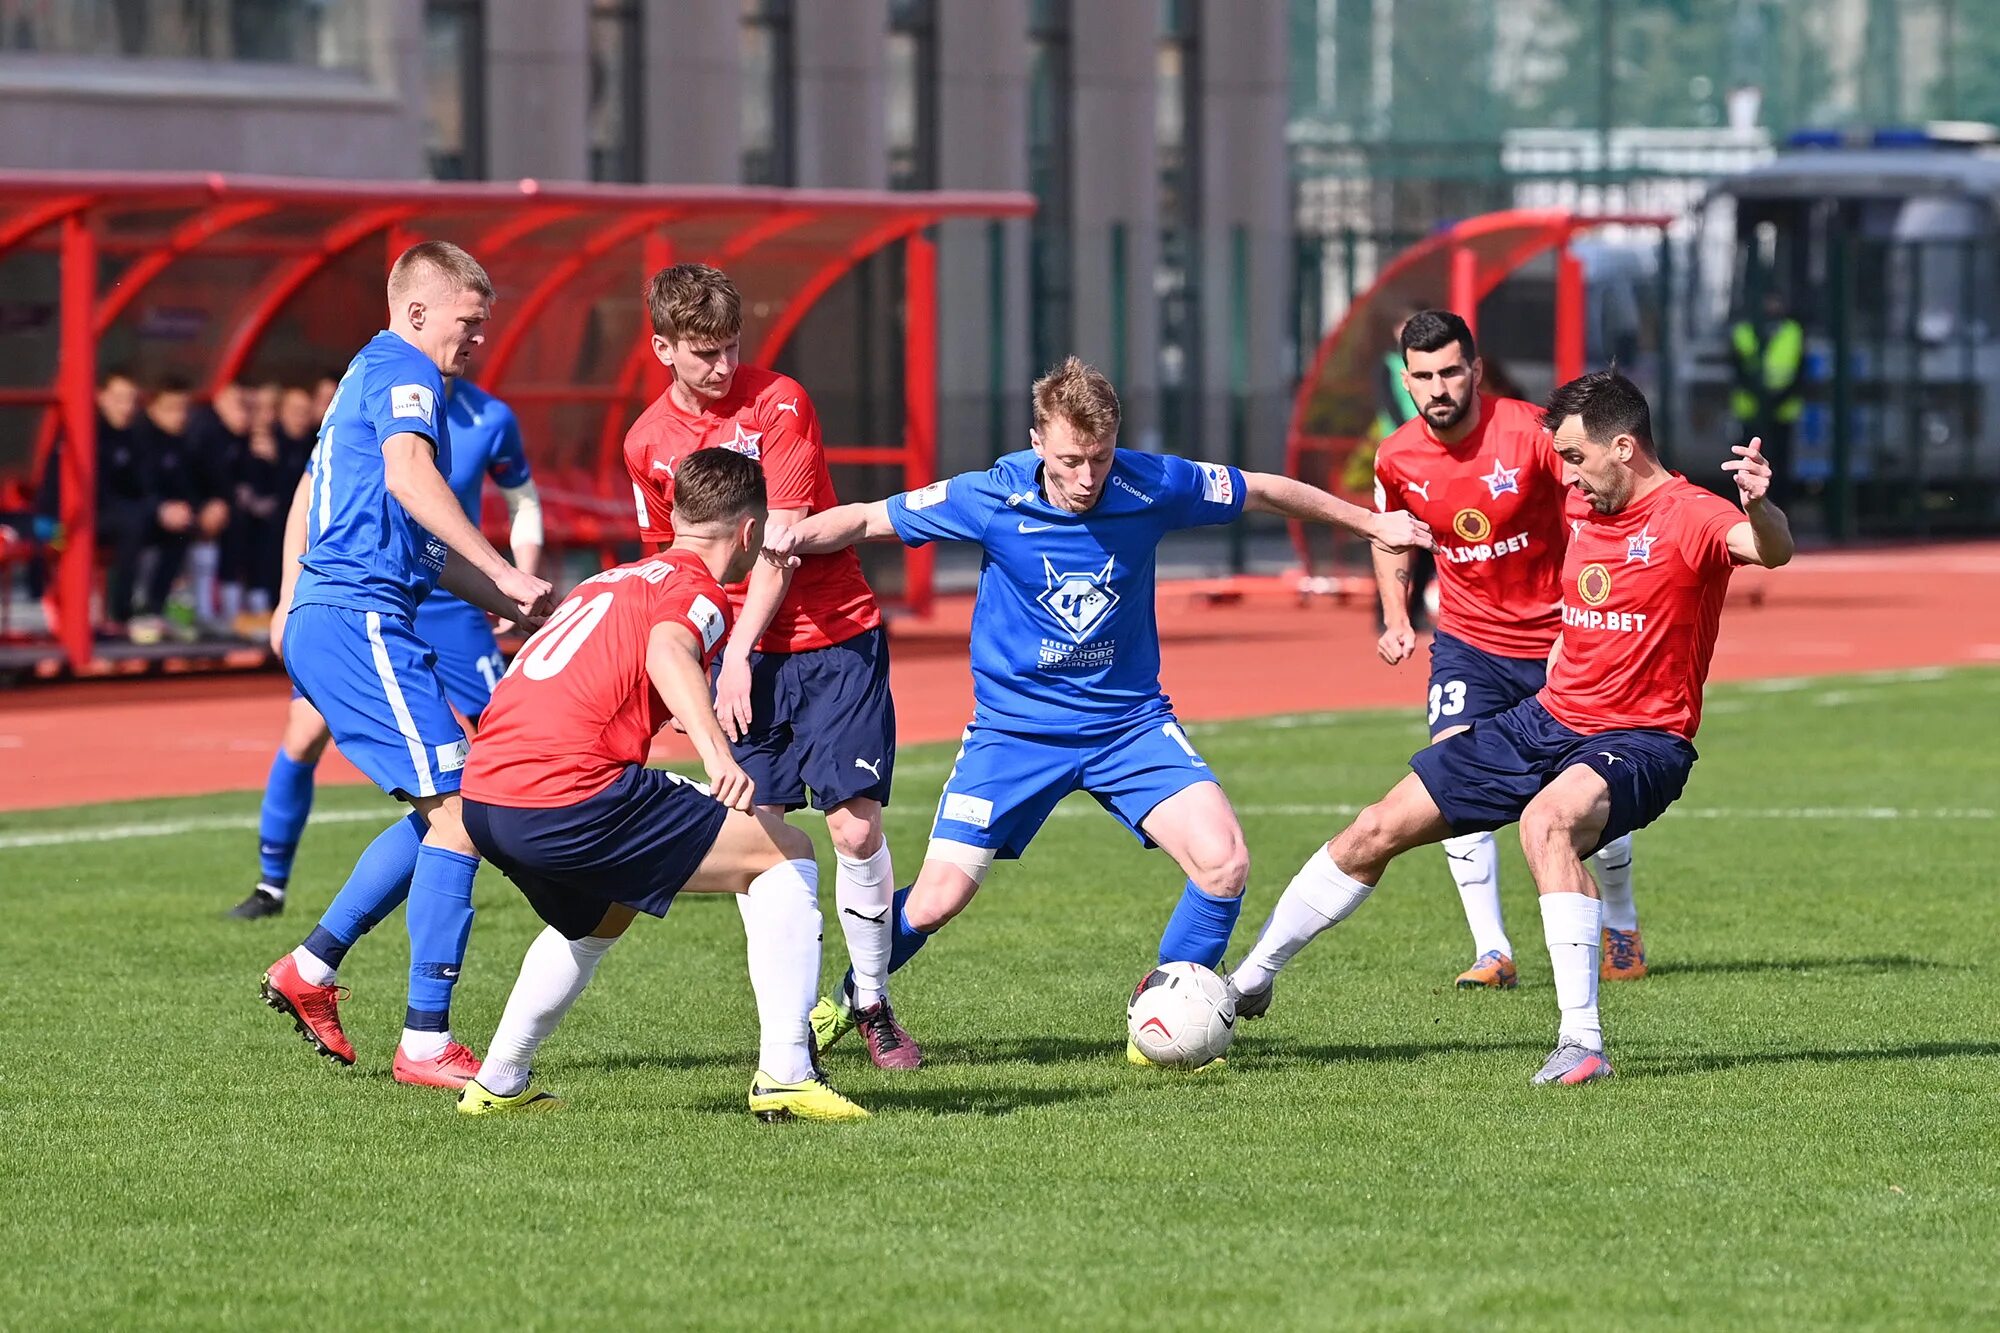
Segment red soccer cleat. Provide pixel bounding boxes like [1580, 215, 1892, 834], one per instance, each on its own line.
[261, 953, 356, 1065]
[392, 1042, 482, 1089]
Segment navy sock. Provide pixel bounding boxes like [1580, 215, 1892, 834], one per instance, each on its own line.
[257, 750, 317, 887]
[404, 844, 479, 1032]
[1156, 880, 1243, 970]
[301, 812, 422, 969]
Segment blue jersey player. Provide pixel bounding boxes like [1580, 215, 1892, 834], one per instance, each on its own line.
[230, 378, 543, 920]
[258, 242, 554, 1090]
[768, 358, 1431, 1069]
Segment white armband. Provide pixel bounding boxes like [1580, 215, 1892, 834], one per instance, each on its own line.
[502, 480, 543, 551]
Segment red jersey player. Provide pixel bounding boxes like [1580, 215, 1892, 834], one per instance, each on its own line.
[622, 264, 915, 1072]
[456, 448, 866, 1122]
[1230, 370, 1793, 1086]
[1371, 311, 1645, 989]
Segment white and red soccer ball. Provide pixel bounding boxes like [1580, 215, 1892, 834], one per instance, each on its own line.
[1127, 961, 1236, 1066]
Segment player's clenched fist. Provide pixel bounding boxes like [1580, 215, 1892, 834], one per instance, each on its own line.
[759, 525, 801, 569]
[1722, 437, 1773, 507]
[1368, 509, 1432, 554]
[495, 566, 554, 625]
[1377, 623, 1417, 666]
[705, 754, 756, 813]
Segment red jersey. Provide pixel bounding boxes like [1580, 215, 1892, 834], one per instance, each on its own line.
[1540, 476, 1748, 740]
[623, 364, 880, 654]
[462, 550, 732, 808]
[1374, 396, 1568, 658]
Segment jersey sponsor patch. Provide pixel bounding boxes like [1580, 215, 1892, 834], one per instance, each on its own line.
[1197, 462, 1234, 504]
[687, 594, 725, 652]
[906, 479, 951, 511]
[435, 738, 469, 772]
[941, 792, 994, 829]
[392, 383, 436, 424]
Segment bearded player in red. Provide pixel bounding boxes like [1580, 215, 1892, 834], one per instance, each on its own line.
[1371, 310, 1644, 989]
[1228, 370, 1793, 1085]
[455, 448, 867, 1122]
[622, 264, 915, 1071]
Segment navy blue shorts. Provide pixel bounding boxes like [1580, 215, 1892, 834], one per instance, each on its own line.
[463, 766, 728, 940]
[724, 625, 895, 812]
[1409, 696, 1696, 855]
[1426, 629, 1548, 737]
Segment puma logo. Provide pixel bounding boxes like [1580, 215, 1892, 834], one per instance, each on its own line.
[776, 398, 800, 416]
[854, 757, 884, 779]
[841, 907, 888, 924]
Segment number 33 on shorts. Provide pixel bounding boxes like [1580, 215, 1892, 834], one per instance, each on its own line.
[1428, 680, 1466, 727]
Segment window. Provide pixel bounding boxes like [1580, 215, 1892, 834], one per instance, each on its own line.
[741, 0, 794, 185]
[425, 0, 485, 180]
[887, 0, 937, 190]
[1157, 0, 1200, 454]
[0, 0, 371, 69]
[589, 0, 643, 182]
[1028, 0, 1073, 374]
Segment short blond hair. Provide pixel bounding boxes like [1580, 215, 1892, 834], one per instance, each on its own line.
[388, 240, 493, 303]
[647, 263, 742, 342]
[1032, 356, 1121, 442]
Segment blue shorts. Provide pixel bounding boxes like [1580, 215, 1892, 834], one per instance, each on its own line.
[930, 710, 1215, 859]
[284, 602, 468, 799]
[1426, 629, 1548, 737]
[724, 625, 895, 812]
[413, 594, 505, 719]
[1409, 696, 1696, 855]
[290, 596, 503, 721]
[464, 766, 729, 940]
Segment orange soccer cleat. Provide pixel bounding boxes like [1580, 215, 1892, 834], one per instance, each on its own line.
[1454, 950, 1518, 989]
[392, 1042, 483, 1090]
[1601, 927, 1648, 981]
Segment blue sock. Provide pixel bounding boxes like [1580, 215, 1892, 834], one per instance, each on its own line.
[842, 886, 932, 999]
[300, 812, 422, 970]
[1157, 880, 1243, 970]
[404, 845, 479, 1032]
[256, 750, 317, 888]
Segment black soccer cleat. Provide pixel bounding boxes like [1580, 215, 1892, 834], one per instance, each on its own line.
[229, 886, 286, 919]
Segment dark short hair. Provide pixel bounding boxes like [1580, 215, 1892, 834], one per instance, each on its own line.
[153, 373, 194, 396]
[1542, 370, 1654, 454]
[672, 447, 767, 526]
[1400, 309, 1476, 363]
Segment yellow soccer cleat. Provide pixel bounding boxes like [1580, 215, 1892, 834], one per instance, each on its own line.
[1124, 1038, 1226, 1073]
[748, 1070, 871, 1123]
[457, 1077, 561, 1116]
[1455, 950, 1518, 989]
[808, 995, 856, 1053]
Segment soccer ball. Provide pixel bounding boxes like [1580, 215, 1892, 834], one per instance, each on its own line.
[1127, 961, 1236, 1066]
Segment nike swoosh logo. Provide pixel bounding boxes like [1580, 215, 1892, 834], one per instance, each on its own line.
[841, 907, 888, 923]
[1017, 521, 1055, 533]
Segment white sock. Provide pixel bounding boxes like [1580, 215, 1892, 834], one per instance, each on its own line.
[834, 843, 894, 1007]
[290, 943, 336, 987]
[258, 881, 288, 902]
[400, 1027, 450, 1060]
[1442, 831, 1511, 959]
[1231, 845, 1377, 994]
[1540, 892, 1604, 1051]
[736, 858, 822, 1084]
[1591, 834, 1638, 932]
[480, 928, 618, 1096]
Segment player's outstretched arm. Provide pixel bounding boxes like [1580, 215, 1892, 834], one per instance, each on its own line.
[382, 431, 551, 611]
[763, 500, 898, 566]
[1720, 438, 1795, 568]
[1241, 471, 1433, 553]
[646, 622, 755, 812]
[717, 505, 806, 739]
[268, 471, 314, 657]
[438, 551, 550, 628]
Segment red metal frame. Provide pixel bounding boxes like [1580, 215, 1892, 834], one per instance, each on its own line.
[0, 172, 1033, 671]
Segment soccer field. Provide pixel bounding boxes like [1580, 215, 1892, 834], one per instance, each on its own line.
[4, 666, 1997, 1331]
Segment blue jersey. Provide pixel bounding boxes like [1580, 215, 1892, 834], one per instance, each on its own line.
[416, 380, 532, 617]
[292, 330, 450, 620]
[887, 448, 1245, 734]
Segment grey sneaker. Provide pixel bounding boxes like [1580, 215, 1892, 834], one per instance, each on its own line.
[1225, 972, 1273, 1020]
[1531, 1038, 1613, 1086]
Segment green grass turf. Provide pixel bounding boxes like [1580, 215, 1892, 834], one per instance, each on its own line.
[3, 666, 1998, 1331]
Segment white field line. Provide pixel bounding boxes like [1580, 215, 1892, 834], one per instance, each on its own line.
[8, 800, 1991, 852]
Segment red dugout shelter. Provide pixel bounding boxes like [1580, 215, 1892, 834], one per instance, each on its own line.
[1285, 208, 1671, 577]
[0, 171, 1034, 672]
